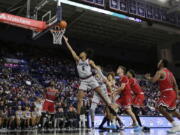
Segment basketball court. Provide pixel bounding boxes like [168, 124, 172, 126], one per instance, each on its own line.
[0, 128, 177, 135]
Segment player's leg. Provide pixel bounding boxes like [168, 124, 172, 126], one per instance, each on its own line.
[172, 111, 180, 120]
[27, 118, 31, 128]
[90, 94, 98, 128]
[48, 102, 56, 128]
[158, 106, 174, 122]
[105, 107, 117, 129]
[132, 106, 142, 126]
[16, 117, 21, 129]
[41, 101, 49, 128]
[89, 78, 116, 114]
[8, 116, 15, 129]
[99, 116, 109, 129]
[77, 90, 85, 115]
[158, 91, 180, 133]
[36, 115, 41, 126]
[125, 107, 139, 126]
[77, 81, 86, 115]
[157, 91, 177, 123]
[31, 115, 36, 128]
[116, 116, 125, 129]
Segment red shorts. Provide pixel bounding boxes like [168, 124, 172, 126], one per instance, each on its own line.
[116, 95, 132, 108]
[133, 94, 145, 107]
[158, 90, 176, 110]
[42, 100, 55, 113]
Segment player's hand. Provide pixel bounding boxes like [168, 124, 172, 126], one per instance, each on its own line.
[145, 73, 151, 80]
[112, 90, 119, 96]
[63, 35, 68, 42]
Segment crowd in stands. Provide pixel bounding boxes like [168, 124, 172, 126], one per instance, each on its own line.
[0, 46, 177, 129]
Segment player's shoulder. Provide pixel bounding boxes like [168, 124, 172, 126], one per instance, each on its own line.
[121, 75, 128, 81]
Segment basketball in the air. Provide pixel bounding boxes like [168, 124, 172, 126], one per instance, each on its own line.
[59, 20, 67, 28]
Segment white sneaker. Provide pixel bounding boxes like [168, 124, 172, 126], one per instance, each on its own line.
[167, 125, 180, 134]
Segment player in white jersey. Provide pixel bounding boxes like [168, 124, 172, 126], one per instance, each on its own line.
[90, 66, 112, 128]
[98, 72, 124, 130]
[63, 36, 116, 116]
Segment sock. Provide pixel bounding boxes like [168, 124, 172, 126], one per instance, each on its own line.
[132, 106, 142, 126]
[116, 117, 123, 126]
[92, 122, 94, 127]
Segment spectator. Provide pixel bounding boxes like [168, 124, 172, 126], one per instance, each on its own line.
[15, 106, 23, 129]
[54, 107, 65, 129]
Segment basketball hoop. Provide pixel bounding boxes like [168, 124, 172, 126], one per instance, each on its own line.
[50, 25, 65, 45]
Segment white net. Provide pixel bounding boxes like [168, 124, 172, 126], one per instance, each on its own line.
[50, 26, 66, 45]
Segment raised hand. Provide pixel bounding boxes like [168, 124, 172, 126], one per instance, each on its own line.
[145, 73, 151, 80]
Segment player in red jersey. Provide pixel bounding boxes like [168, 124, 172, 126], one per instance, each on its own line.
[127, 69, 150, 132]
[114, 66, 141, 131]
[41, 81, 59, 128]
[145, 59, 180, 133]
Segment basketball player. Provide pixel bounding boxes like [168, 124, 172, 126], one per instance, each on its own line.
[34, 98, 43, 127]
[42, 81, 59, 128]
[63, 36, 116, 116]
[114, 66, 141, 131]
[127, 69, 150, 131]
[23, 106, 31, 128]
[98, 72, 117, 129]
[90, 65, 112, 128]
[97, 71, 124, 130]
[145, 59, 180, 133]
[16, 106, 23, 129]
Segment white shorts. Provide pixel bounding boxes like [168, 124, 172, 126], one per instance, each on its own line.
[91, 84, 111, 105]
[79, 76, 99, 91]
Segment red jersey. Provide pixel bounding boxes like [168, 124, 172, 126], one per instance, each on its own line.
[45, 88, 58, 101]
[120, 75, 132, 96]
[129, 78, 143, 95]
[159, 68, 174, 92]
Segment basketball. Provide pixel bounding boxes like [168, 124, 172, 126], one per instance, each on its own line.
[59, 20, 67, 28]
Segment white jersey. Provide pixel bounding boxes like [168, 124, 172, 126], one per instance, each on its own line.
[77, 59, 92, 78]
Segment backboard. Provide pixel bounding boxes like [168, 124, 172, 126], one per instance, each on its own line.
[32, 0, 62, 40]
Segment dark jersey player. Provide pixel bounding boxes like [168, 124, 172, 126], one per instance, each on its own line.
[145, 59, 180, 133]
[113, 66, 141, 132]
[41, 81, 59, 129]
[127, 69, 150, 132]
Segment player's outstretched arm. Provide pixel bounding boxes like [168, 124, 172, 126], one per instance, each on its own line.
[63, 36, 80, 62]
[145, 71, 161, 83]
[89, 60, 97, 69]
[115, 83, 125, 94]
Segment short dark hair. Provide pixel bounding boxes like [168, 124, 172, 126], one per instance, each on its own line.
[118, 66, 126, 74]
[128, 69, 136, 77]
[107, 72, 115, 78]
[161, 59, 169, 67]
[85, 48, 94, 59]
